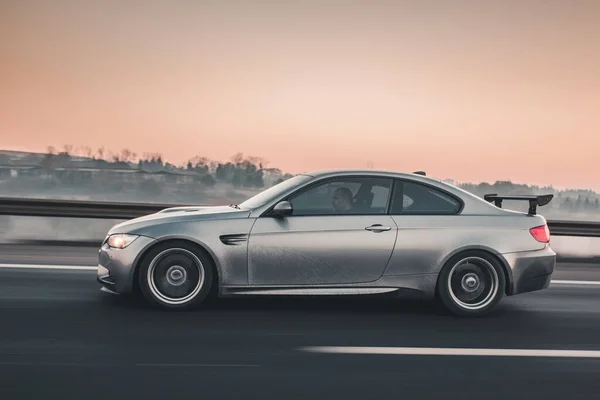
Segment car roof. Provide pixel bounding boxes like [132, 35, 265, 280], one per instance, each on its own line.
[302, 169, 441, 182]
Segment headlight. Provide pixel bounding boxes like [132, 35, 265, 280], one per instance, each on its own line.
[106, 234, 139, 249]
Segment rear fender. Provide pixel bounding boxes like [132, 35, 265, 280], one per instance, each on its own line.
[436, 245, 513, 294]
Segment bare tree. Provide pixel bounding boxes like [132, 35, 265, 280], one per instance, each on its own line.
[120, 148, 133, 162]
[231, 152, 244, 165]
[247, 156, 266, 168]
[81, 146, 93, 158]
[188, 156, 209, 168]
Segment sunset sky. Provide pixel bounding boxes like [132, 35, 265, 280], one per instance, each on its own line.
[1, 0, 599, 190]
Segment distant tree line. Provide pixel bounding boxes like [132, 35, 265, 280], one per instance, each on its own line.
[560, 195, 600, 212]
[458, 181, 600, 213]
[37, 144, 600, 205]
[42, 145, 294, 189]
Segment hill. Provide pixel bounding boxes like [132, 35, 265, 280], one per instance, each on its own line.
[0, 147, 598, 221]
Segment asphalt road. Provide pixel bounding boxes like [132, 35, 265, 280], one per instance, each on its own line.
[1, 245, 600, 399]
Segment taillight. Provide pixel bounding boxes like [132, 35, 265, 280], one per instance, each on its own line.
[530, 224, 550, 243]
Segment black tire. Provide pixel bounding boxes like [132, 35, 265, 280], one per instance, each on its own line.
[137, 240, 214, 310]
[436, 250, 506, 317]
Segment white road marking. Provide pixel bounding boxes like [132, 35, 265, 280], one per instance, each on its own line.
[0, 264, 600, 287]
[0, 263, 96, 271]
[300, 346, 600, 358]
[551, 280, 600, 286]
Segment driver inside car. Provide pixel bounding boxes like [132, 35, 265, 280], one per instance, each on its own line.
[332, 187, 353, 213]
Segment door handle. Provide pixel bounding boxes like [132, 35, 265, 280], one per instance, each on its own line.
[365, 224, 391, 232]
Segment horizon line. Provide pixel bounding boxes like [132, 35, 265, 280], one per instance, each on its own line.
[0, 146, 598, 195]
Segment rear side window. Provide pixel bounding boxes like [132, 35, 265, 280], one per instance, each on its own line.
[390, 180, 462, 215]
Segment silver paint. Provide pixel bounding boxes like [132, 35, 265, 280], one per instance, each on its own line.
[247, 215, 397, 285]
[97, 235, 157, 292]
[96, 169, 556, 307]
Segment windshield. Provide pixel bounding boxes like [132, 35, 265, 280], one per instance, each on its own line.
[238, 174, 313, 209]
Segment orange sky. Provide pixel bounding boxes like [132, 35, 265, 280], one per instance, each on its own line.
[1, 0, 599, 190]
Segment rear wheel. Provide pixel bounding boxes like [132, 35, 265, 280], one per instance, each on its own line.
[437, 251, 506, 317]
[138, 241, 214, 310]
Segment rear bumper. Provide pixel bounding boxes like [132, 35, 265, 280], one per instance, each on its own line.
[503, 245, 556, 296]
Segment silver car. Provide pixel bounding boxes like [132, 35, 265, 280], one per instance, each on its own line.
[97, 169, 556, 317]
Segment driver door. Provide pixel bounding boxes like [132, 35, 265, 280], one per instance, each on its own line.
[247, 176, 397, 286]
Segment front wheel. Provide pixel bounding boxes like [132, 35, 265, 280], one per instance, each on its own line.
[436, 251, 506, 317]
[138, 241, 214, 310]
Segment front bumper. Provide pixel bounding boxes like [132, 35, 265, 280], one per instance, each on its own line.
[97, 265, 119, 294]
[503, 245, 556, 296]
[97, 235, 157, 293]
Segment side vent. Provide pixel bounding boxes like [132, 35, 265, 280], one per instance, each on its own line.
[219, 234, 248, 245]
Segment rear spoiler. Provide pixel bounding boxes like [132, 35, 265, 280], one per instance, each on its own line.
[483, 194, 554, 215]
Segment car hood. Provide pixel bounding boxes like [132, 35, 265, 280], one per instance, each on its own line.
[108, 205, 251, 235]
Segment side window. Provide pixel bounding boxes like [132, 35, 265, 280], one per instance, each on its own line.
[371, 185, 390, 208]
[391, 180, 461, 215]
[288, 177, 392, 216]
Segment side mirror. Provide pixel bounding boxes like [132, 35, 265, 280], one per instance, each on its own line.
[273, 201, 293, 217]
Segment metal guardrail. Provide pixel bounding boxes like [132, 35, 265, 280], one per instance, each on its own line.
[547, 221, 600, 238]
[1, 197, 600, 237]
[0, 197, 177, 219]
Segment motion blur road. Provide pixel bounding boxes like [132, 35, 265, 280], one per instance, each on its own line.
[2, 244, 600, 399]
